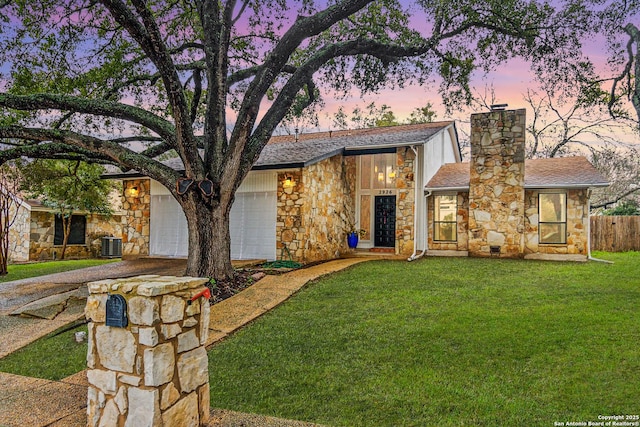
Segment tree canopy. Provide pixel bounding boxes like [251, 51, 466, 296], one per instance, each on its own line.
[20, 159, 115, 259]
[0, 0, 600, 278]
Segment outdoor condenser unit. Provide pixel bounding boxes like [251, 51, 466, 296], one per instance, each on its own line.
[101, 236, 123, 258]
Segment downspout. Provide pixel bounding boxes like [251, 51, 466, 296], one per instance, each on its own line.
[408, 191, 430, 261]
[586, 190, 614, 264]
[408, 145, 428, 261]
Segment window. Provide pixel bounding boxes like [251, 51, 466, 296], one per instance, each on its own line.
[358, 153, 397, 241]
[371, 153, 397, 189]
[434, 195, 457, 241]
[539, 193, 566, 244]
[54, 214, 86, 245]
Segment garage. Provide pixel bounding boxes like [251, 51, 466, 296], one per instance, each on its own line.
[149, 171, 277, 260]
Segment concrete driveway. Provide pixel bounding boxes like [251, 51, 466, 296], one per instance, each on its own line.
[0, 258, 187, 316]
[0, 258, 187, 358]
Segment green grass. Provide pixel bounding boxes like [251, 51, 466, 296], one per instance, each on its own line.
[0, 323, 88, 380]
[208, 252, 640, 426]
[0, 258, 119, 283]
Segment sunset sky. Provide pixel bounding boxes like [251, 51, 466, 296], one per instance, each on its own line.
[269, 1, 637, 147]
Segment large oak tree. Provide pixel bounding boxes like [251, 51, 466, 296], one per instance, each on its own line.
[0, 0, 588, 279]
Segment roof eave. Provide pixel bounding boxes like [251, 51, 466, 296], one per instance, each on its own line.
[525, 182, 610, 189]
[345, 139, 427, 151]
[425, 182, 609, 193]
[424, 186, 469, 193]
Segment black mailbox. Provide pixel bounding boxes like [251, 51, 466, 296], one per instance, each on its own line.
[105, 294, 128, 328]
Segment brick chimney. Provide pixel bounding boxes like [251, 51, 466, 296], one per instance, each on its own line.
[468, 109, 526, 257]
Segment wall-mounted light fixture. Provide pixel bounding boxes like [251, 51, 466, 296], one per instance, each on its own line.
[283, 176, 295, 189]
[126, 186, 139, 197]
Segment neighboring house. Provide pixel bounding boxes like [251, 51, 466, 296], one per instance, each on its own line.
[114, 108, 607, 264]
[8, 196, 123, 262]
[114, 121, 461, 262]
[425, 108, 608, 261]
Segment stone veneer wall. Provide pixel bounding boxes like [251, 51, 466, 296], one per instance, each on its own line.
[276, 156, 356, 263]
[395, 148, 417, 256]
[468, 109, 526, 257]
[427, 192, 469, 252]
[524, 189, 589, 257]
[122, 179, 151, 258]
[85, 275, 210, 427]
[8, 203, 30, 262]
[275, 149, 418, 261]
[28, 211, 122, 261]
[276, 169, 305, 261]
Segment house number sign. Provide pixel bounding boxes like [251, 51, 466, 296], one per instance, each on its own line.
[105, 294, 128, 328]
[376, 190, 395, 195]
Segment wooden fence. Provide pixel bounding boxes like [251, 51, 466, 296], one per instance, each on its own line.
[590, 216, 640, 252]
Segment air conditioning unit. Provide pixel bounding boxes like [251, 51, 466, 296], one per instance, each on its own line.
[101, 237, 123, 258]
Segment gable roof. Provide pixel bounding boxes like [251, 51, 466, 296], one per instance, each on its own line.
[114, 121, 456, 177]
[254, 121, 455, 169]
[425, 156, 609, 191]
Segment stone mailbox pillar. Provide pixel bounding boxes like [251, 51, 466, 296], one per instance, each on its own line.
[85, 275, 211, 427]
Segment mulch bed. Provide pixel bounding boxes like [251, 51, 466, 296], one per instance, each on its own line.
[206, 269, 266, 304]
[205, 259, 327, 305]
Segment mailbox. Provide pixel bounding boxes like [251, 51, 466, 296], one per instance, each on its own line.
[105, 294, 128, 328]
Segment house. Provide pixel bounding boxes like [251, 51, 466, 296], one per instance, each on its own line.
[8, 197, 123, 262]
[116, 108, 607, 263]
[424, 108, 608, 261]
[116, 121, 460, 262]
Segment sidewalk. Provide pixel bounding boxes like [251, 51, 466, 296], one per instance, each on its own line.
[0, 257, 378, 427]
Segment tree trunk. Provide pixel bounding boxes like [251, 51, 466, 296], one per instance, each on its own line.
[182, 194, 235, 281]
[61, 215, 71, 260]
[0, 207, 9, 275]
[0, 221, 8, 275]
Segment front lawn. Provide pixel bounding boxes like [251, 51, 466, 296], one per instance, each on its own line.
[0, 323, 88, 380]
[0, 259, 119, 283]
[208, 252, 640, 426]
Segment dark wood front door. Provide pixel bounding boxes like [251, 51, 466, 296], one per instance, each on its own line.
[374, 195, 396, 247]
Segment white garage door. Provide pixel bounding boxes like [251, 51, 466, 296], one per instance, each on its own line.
[149, 171, 277, 260]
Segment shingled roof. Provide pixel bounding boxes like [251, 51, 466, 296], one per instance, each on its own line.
[149, 121, 455, 174]
[257, 121, 455, 168]
[425, 156, 609, 191]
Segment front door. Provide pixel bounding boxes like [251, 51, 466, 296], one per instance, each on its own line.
[374, 195, 396, 247]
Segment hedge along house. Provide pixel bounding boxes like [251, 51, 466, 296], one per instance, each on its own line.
[424, 108, 609, 261]
[115, 122, 461, 263]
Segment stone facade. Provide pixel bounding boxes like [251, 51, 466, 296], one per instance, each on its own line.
[7, 202, 30, 262]
[274, 148, 418, 262]
[28, 210, 122, 261]
[121, 149, 420, 263]
[429, 189, 589, 260]
[468, 109, 526, 257]
[121, 179, 151, 258]
[427, 109, 591, 261]
[395, 149, 417, 256]
[427, 192, 469, 253]
[86, 275, 210, 427]
[524, 189, 589, 257]
[276, 156, 356, 263]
